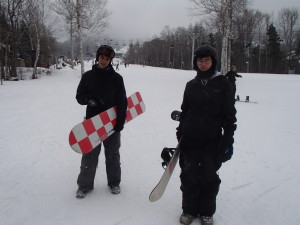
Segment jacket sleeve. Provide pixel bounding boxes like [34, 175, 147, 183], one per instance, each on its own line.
[76, 74, 89, 105]
[115, 76, 127, 127]
[221, 79, 237, 137]
[180, 83, 190, 122]
[177, 83, 190, 135]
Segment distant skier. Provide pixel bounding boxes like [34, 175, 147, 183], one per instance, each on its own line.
[75, 45, 127, 198]
[225, 66, 242, 97]
[176, 44, 237, 225]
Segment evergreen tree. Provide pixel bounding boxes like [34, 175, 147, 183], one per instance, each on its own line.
[267, 24, 282, 73]
[0, 4, 9, 82]
[295, 38, 300, 73]
[19, 21, 33, 67]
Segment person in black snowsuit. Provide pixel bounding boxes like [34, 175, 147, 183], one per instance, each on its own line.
[225, 66, 242, 97]
[75, 45, 127, 198]
[176, 44, 237, 225]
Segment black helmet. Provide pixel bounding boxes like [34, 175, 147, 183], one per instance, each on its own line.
[194, 44, 217, 60]
[96, 45, 115, 61]
[193, 44, 217, 78]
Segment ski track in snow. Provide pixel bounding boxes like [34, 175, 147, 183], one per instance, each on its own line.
[1, 63, 300, 225]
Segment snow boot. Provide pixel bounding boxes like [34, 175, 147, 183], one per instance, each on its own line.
[76, 188, 89, 199]
[179, 213, 194, 225]
[200, 216, 214, 225]
[245, 96, 249, 102]
[110, 185, 120, 194]
[235, 95, 240, 101]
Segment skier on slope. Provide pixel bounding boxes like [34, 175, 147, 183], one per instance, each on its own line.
[225, 65, 242, 98]
[176, 44, 237, 225]
[75, 45, 127, 198]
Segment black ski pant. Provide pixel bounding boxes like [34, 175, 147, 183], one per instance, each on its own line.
[230, 82, 237, 97]
[179, 138, 222, 217]
[77, 132, 121, 190]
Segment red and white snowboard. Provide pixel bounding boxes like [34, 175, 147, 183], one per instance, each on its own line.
[69, 92, 146, 154]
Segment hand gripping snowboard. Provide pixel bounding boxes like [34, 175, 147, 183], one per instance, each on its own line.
[69, 92, 146, 154]
[149, 110, 181, 202]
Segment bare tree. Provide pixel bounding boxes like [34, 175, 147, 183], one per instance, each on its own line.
[174, 27, 191, 69]
[51, 0, 76, 68]
[3, 0, 24, 78]
[0, 2, 8, 84]
[278, 7, 300, 72]
[232, 9, 262, 72]
[252, 12, 270, 72]
[77, 0, 111, 74]
[25, 0, 51, 79]
[189, 0, 247, 74]
[52, 0, 109, 74]
[160, 26, 176, 67]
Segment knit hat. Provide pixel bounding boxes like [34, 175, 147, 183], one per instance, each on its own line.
[96, 45, 115, 61]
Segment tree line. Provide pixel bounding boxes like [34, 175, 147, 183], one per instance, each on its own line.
[0, 0, 109, 82]
[0, 0, 299, 84]
[0, 0, 57, 80]
[124, 1, 300, 74]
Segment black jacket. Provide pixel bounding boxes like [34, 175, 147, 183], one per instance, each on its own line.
[76, 64, 127, 128]
[225, 71, 242, 84]
[179, 74, 237, 142]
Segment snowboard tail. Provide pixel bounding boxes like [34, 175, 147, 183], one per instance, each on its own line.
[69, 92, 146, 154]
[149, 110, 182, 202]
[149, 141, 180, 202]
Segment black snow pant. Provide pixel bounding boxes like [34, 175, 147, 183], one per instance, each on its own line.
[77, 132, 121, 190]
[230, 82, 237, 97]
[179, 138, 222, 217]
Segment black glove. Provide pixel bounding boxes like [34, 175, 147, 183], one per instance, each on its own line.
[87, 96, 104, 107]
[161, 147, 176, 169]
[220, 136, 234, 162]
[88, 98, 98, 107]
[176, 126, 182, 141]
[114, 123, 124, 132]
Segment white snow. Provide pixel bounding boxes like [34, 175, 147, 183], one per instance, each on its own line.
[0, 62, 300, 225]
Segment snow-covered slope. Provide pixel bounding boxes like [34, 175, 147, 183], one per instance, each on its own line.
[0, 62, 299, 225]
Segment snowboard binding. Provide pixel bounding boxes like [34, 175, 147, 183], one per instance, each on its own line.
[235, 95, 240, 101]
[171, 110, 181, 121]
[161, 147, 176, 169]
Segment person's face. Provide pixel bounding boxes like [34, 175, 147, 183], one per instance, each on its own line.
[196, 56, 212, 71]
[98, 55, 111, 69]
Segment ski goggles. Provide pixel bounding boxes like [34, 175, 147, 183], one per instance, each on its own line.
[97, 45, 115, 59]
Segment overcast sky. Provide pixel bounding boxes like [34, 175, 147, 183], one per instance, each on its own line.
[102, 0, 299, 43]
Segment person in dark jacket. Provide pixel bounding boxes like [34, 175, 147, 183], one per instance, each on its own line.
[176, 44, 237, 225]
[75, 45, 127, 198]
[225, 66, 242, 97]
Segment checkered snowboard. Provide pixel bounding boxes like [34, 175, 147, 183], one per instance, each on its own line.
[69, 92, 146, 154]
